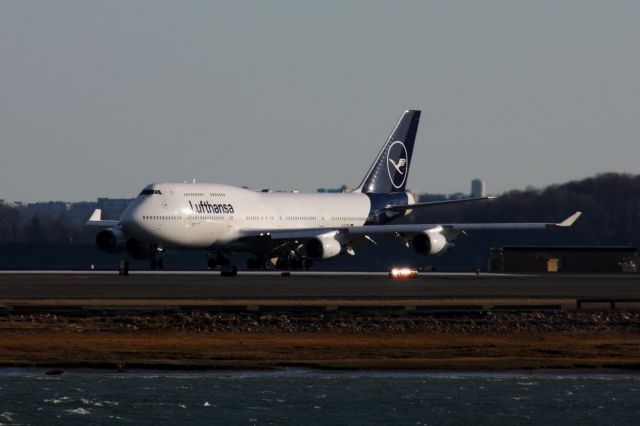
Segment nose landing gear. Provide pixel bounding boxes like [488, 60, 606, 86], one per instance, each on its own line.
[246, 255, 267, 270]
[119, 259, 129, 276]
[150, 249, 164, 269]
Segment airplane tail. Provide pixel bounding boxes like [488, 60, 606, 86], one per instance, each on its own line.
[355, 110, 420, 194]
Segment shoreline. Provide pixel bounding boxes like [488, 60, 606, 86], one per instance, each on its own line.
[2, 365, 640, 375]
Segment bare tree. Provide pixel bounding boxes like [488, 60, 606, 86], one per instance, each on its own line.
[0, 205, 22, 242]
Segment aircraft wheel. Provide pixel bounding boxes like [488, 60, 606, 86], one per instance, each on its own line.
[263, 257, 273, 270]
[302, 258, 313, 270]
[150, 249, 165, 270]
[246, 257, 261, 270]
[275, 257, 288, 270]
[119, 259, 129, 276]
[220, 265, 238, 277]
[257, 255, 268, 270]
[207, 258, 217, 270]
[288, 257, 303, 270]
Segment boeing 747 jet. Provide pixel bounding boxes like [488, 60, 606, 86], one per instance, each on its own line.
[87, 110, 581, 271]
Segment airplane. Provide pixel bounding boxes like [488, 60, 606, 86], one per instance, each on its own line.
[86, 110, 581, 272]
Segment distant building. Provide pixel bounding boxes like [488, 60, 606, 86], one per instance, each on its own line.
[489, 246, 638, 273]
[96, 198, 133, 220]
[471, 179, 486, 197]
[67, 201, 99, 225]
[25, 201, 72, 218]
[96, 198, 131, 211]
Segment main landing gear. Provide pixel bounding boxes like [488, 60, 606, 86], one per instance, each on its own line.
[208, 253, 314, 271]
[274, 255, 313, 270]
[246, 255, 267, 270]
[118, 247, 165, 275]
[245, 254, 312, 270]
[208, 253, 237, 276]
[207, 253, 231, 270]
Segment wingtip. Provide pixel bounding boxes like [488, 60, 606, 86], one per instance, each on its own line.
[87, 209, 102, 223]
[557, 211, 582, 227]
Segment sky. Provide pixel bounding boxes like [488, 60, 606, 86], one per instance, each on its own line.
[1, 1, 639, 202]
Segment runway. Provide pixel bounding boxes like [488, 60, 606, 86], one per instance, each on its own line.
[0, 271, 639, 299]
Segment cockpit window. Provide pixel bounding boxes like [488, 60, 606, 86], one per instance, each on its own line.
[140, 189, 162, 196]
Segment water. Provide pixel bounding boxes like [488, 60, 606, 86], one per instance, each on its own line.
[0, 369, 639, 425]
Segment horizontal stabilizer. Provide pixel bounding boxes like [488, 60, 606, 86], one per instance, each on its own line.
[383, 196, 495, 212]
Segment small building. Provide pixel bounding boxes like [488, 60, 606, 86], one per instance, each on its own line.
[489, 246, 638, 273]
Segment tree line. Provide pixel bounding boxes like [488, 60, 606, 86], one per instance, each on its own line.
[1, 172, 639, 247]
[0, 205, 96, 244]
[408, 172, 640, 247]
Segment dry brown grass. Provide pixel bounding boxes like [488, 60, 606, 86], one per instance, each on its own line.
[1, 330, 639, 370]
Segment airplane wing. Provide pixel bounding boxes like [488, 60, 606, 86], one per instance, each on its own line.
[85, 209, 120, 228]
[237, 211, 582, 241]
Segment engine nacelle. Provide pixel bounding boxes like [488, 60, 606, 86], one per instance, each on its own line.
[304, 236, 342, 260]
[403, 192, 416, 216]
[95, 228, 127, 253]
[412, 230, 449, 255]
[125, 238, 155, 260]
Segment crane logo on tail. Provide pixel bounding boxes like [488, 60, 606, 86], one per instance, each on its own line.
[389, 158, 407, 174]
[386, 141, 409, 189]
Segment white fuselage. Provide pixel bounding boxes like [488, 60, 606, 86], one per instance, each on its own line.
[120, 183, 375, 249]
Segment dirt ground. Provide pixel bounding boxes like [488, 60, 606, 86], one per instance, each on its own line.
[1, 329, 639, 370]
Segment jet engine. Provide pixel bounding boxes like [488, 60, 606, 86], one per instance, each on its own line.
[125, 238, 155, 260]
[95, 227, 127, 253]
[411, 230, 449, 255]
[304, 236, 342, 260]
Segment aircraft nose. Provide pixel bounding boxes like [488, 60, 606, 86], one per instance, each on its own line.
[120, 206, 134, 232]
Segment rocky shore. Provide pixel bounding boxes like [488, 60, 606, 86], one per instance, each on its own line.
[2, 310, 640, 334]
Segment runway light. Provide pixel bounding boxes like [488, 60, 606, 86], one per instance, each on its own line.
[389, 267, 418, 279]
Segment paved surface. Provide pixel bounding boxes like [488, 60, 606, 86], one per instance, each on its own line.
[0, 271, 639, 299]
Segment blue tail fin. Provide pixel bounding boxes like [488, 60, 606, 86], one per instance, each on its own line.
[355, 110, 421, 193]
